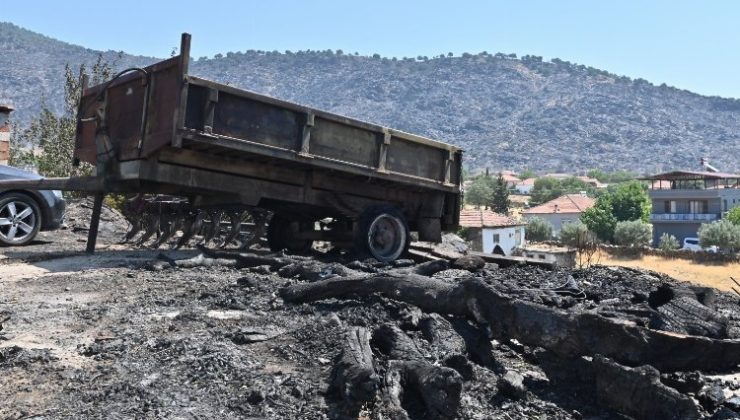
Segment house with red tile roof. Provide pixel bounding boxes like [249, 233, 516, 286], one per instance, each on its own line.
[459, 208, 525, 255]
[522, 193, 596, 236]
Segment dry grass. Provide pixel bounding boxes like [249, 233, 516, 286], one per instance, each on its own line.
[596, 250, 740, 293]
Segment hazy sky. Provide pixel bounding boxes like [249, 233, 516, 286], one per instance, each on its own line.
[4, 0, 740, 98]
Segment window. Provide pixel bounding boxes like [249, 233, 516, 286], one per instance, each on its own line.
[664, 200, 677, 213]
[493, 234, 500, 243]
[689, 200, 708, 214]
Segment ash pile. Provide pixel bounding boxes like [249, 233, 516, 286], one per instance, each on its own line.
[2, 233, 740, 419]
[144, 240, 740, 419]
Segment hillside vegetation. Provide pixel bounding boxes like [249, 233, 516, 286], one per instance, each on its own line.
[1, 22, 739, 173]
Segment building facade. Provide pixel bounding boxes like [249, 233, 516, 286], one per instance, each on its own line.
[643, 171, 740, 246]
[459, 208, 525, 255]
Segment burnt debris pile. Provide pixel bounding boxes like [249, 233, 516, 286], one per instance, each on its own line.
[2, 241, 740, 419]
[150, 248, 740, 419]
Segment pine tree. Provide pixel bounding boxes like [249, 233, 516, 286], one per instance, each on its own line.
[491, 173, 511, 214]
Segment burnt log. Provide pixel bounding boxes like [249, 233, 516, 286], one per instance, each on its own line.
[330, 327, 380, 413]
[280, 274, 740, 372]
[592, 356, 701, 419]
[152, 248, 308, 271]
[372, 324, 463, 419]
[384, 360, 463, 420]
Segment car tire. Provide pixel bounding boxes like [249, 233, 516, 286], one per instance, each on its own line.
[0, 192, 42, 246]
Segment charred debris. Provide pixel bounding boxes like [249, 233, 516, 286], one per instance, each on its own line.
[145, 238, 740, 420]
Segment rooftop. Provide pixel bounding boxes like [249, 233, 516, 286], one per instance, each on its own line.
[459, 208, 524, 228]
[641, 170, 740, 190]
[641, 170, 740, 181]
[523, 194, 596, 215]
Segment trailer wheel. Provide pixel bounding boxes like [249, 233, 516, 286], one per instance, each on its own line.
[267, 215, 313, 253]
[355, 206, 409, 262]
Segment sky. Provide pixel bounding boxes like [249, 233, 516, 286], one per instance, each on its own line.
[4, 0, 740, 98]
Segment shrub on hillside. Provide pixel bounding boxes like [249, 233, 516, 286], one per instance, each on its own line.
[658, 233, 680, 251]
[526, 217, 553, 242]
[613, 220, 652, 247]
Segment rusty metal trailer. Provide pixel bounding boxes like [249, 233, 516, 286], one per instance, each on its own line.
[2, 34, 462, 261]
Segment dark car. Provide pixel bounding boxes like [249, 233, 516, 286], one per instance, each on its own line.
[0, 165, 65, 246]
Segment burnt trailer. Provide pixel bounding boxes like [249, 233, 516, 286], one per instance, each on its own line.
[2, 34, 462, 261]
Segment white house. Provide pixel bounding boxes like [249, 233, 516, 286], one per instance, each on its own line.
[459, 208, 526, 255]
[514, 178, 535, 194]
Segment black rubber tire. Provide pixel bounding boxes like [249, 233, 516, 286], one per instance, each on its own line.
[0, 192, 42, 246]
[354, 206, 410, 262]
[267, 214, 314, 253]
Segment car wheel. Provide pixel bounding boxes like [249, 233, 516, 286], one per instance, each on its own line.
[0, 193, 42, 246]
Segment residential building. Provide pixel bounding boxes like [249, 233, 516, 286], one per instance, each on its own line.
[641, 170, 740, 246]
[518, 244, 576, 268]
[522, 193, 596, 236]
[515, 178, 535, 194]
[459, 208, 525, 255]
[0, 104, 12, 165]
[576, 175, 607, 189]
[500, 172, 520, 189]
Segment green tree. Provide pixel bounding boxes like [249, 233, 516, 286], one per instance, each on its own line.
[613, 220, 652, 247]
[518, 169, 536, 180]
[727, 207, 740, 225]
[609, 181, 651, 222]
[526, 217, 553, 241]
[658, 233, 679, 251]
[581, 199, 617, 242]
[698, 220, 740, 251]
[529, 177, 563, 205]
[559, 222, 589, 247]
[491, 173, 510, 214]
[11, 54, 116, 177]
[465, 175, 495, 208]
[529, 177, 593, 206]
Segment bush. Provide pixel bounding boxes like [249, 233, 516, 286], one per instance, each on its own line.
[698, 220, 740, 251]
[728, 207, 740, 225]
[613, 220, 652, 247]
[559, 222, 589, 248]
[526, 217, 553, 242]
[658, 233, 679, 251]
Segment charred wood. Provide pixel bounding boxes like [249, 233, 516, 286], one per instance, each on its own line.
[592, 356, 702, 419]
[329, 327, 380, 415]
[280, 275, 740, 371]
[372, 324, 463, 419]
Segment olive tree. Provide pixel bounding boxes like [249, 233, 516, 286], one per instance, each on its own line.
[613, 220, 652, 247]
[526, 217, 553, 242]
[658, 233, 679, 251]
[698, 220, 740, 252]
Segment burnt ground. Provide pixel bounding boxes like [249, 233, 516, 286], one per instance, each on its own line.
[1, 200, 740, 419]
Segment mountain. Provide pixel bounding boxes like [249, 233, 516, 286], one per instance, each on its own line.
[2, 22, 739, 174]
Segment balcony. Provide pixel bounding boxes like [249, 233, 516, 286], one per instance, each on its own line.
[650, 213, 719, 222]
